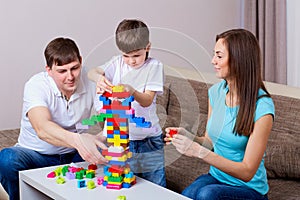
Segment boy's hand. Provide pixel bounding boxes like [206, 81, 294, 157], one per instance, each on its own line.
[97, 75, 113, 94]
[119, 84, 136, 95]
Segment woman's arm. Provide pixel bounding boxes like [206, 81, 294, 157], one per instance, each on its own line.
[171, 101, 273, 182]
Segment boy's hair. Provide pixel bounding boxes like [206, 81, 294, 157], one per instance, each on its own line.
[44, 37, 81, 69]
[115, 19, 149, 53]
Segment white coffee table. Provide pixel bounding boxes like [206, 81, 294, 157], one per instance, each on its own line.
[19, 162, 191, 200]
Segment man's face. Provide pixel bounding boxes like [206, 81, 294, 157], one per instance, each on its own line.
[46, 60, 82, 97]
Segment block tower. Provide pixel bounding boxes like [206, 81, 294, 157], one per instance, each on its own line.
[82, 85, 151, 189]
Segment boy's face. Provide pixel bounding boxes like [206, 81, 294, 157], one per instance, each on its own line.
[122, 44, 150, 69]
[46, 60, 82, 97]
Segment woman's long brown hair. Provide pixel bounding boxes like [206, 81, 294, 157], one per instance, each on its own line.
[216, 29, 271, 136]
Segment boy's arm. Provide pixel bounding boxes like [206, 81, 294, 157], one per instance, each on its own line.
[87, 67, 105, 82]
[88, 67, 113, 94]
[133, 90, 156, 107]
[122, 84, 155, 107]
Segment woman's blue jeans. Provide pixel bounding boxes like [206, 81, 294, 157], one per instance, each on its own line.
[0, 146, 83, 200]
[128, 134, 166, 187]
[182, 174, 268, 200]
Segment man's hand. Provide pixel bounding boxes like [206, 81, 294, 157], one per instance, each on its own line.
[73, 133, 108, 164]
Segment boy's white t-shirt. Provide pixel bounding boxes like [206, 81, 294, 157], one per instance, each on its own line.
[98, 55, 164, 140]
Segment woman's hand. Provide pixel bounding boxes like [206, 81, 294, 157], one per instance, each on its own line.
[165, 127, 210, 159]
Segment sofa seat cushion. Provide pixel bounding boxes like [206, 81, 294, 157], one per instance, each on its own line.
[268, 178, 300, 200]
[165, 145, 210, 193]
[0, 129, 19, 150]
[265, 95, 300, 179]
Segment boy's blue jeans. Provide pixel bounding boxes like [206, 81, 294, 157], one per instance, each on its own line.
[182, 173, 268, 200]
[128, 134, 166, 187]
[0, 147, 83, 200]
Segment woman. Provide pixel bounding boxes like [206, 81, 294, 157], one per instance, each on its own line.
[165, 29, 275, 200]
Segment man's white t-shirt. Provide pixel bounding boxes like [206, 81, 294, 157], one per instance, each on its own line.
[17, 68, 96, 154]
[98, 55, 164, 140]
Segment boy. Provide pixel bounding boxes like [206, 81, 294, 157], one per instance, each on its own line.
[88, 19, 166, 187]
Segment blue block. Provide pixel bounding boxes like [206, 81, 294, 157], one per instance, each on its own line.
[107, 122, 114, 126]
[77, 180, 86, 188]
[108, 160, 126, 166]
[136, 121, 151, 128]
[120, 134, 129, 139]
[100, 96, 111, 105]
[122, 96, 134, 106]
[122, 182, 132, 188]
[125, 172, 134, 178]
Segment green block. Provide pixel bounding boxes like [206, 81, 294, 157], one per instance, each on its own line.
[108, 176, 123, 182]
[81, 119, 95, 125]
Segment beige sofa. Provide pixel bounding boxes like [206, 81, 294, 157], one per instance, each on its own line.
[1, 66, 299, 199]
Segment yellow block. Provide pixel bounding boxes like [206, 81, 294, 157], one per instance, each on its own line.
[118, 154, 128, 162]
[112, 85, 124, 92]
[112, 172, 122, 177]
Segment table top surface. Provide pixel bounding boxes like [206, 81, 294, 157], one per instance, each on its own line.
[19, 162, 191, 200]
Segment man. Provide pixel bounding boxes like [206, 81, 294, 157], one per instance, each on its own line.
[0, 37, 107, 200]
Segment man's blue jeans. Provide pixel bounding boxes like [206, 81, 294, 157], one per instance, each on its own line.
[128, 134, 166, 187]
[182, 173, 268, 200]
[0, 146, 83, 200]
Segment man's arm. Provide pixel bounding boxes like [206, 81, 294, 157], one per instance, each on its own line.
[28, 106, 107, 164]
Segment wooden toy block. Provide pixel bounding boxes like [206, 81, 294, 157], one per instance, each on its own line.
[77, 180, 86, 188]
[106, 183, 122, 190]
[88, 164, 97, 170]
[117, 195, 127, 200]
[169, 129, 178, 138]
[108, 165, 124, 173]
[86, 172, 95, 179]
[56, 176, 65, 184]
[87, 180, 96, 189]
[97, 176, 104, 185]
[47, 171, 56, 178]
[66, 172, 75, 180]
[112, 85, 124, 92]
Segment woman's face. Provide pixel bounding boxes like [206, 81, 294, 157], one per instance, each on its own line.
[211, 38, 230, 80]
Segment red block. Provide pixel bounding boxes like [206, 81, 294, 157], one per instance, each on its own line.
[169, 129, 178, 138]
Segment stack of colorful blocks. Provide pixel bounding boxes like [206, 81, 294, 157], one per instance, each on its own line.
[82, 85, 151, 190]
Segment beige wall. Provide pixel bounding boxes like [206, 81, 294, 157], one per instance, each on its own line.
[0, 0, 241, 129]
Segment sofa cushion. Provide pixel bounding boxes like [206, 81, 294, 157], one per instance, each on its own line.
[166, 76, 210, 135]
[165, 144, 210, 193]
[156, 83, 171, 131]
[265, 95, 300, 179]
[268, 178, 300, 200]
[0, 129, 19, 150]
